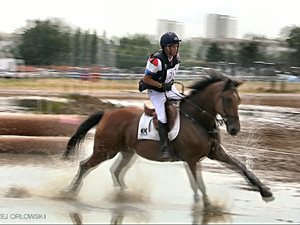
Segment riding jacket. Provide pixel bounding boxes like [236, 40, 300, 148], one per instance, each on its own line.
[140, 50, 180, 92]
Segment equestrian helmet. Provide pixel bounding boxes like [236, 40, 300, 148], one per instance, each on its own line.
[160, 32, 181, 48]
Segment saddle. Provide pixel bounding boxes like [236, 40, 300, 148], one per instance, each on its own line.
[138, 100, 180, 141]
[138, 100, 181, 161]
[143, 100, 178, 130]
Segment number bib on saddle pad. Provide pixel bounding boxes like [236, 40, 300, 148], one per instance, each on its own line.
[137, 109, 180, 141]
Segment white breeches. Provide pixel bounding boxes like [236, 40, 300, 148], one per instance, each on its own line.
[147, 86, 183, 123]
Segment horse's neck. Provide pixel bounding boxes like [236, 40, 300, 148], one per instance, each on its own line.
[181, 91, 217, 130]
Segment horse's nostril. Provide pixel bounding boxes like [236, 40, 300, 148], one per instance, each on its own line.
[230, 128, 239, 135]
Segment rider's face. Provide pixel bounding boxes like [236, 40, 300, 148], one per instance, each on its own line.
[166, 43, 179, 57]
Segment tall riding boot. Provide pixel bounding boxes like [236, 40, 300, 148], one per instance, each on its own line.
[158, 121, 172, 161]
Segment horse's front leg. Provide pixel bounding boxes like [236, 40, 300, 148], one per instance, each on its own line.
[208, 144, 274, 201]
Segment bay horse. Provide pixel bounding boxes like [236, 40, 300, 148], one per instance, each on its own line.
[62, 69, 274, 206]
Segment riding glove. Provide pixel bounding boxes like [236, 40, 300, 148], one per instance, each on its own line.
[162, 82, 172, 91]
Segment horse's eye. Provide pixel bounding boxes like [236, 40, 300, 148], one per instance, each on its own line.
[225, 97, 232, 104]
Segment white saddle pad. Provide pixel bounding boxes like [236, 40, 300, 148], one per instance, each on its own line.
[137, 109, 180, 141]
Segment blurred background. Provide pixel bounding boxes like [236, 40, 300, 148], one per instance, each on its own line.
[0, 0, 299, 87]
[0, 1, 299, 224]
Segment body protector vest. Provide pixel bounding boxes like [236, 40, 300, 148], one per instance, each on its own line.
[139, 50, 180, 92]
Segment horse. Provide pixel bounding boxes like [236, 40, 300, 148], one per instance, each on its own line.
[62, 69, 274, 207]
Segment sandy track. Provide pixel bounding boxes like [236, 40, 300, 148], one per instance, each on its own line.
[1, 89, 300, 108]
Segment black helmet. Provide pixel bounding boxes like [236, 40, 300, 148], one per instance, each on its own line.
[160, 32, 181, 48]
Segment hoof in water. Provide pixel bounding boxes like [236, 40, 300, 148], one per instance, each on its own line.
[55, 188, 77, 201]
[194, 194, 200, 203]
[261, 188, 274, 198]
[261, 188, 275, 202]
[262, 195, 275, 202]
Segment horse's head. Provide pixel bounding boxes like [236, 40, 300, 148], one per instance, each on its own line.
[184, 69, 245, 136]
[215, 78, 245, 135]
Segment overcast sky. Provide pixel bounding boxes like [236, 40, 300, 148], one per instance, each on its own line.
[1, 0, 299, 39]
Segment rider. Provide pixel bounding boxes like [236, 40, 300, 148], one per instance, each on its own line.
[142, 31, 183, 161]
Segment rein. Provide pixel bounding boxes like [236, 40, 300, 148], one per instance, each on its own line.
[169, 89, 224, 127]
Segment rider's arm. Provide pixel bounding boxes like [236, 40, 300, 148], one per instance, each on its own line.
[143, 74, 162, 88]
[143, 57, 163, 89]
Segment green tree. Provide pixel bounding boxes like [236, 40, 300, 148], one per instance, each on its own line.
[116, 35, 154, 69]
[286, 26, 300, 66]
[73, 29, 81, 66]
[206, 43, 225, 62]
[179, 40, 200, 67]
[224, 49, 237, 63]
[82, 31, 90, 65]
[18, 19, 70, 65]
[238, 41, 261, 67]
[98, 38, 109, 66]
[179, 41, 192, 60]
[90, 31, 98, 65]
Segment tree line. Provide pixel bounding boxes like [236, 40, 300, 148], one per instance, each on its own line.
[8, 18, 300, 71]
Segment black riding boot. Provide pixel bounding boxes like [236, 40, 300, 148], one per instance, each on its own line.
[158, 121, 172, 161]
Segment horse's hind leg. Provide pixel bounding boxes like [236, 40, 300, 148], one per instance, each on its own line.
[208, 144, 274, 201]
[184, 161, 210, 206]
[110, 151, 137, 189]
[66, 156, 99, 195]
[67, 150, 118, 196]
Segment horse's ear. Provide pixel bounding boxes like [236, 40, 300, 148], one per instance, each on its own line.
[234, 80, 246, 88]
[223, 79, 232, 90]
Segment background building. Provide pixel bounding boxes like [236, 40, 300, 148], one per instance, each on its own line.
[206, 14, 237, 39]
[157, 19, 185, 40]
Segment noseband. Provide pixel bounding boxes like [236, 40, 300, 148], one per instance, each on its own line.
[220, 94, 239, 124]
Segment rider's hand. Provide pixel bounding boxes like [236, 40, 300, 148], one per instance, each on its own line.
[162, 82, 172, 91]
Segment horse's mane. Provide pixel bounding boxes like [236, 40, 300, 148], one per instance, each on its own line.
[188, 69, 229, 96]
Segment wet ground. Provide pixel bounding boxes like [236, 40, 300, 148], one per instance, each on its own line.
[0, 96, 299, 224]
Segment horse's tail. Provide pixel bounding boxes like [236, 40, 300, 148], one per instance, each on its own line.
[62, 111, 104, 160]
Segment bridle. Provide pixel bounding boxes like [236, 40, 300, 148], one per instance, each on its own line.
[169, 83, 239, 128]
[219, 94, 240, 124]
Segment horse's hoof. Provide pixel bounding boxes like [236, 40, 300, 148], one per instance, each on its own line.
[261, 189, 273, 198]
[262, 195, 275, 202]
[194, 194, 200, 203]
[114, 186, 128, 193]
[203, 200, 213, 209]
[260, 188, 275, 202]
